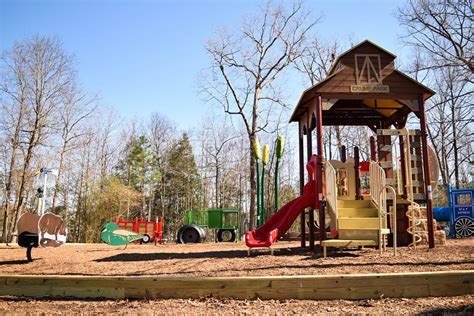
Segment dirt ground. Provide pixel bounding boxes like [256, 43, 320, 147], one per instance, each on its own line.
[0, 239, 472, 314]
[0, 239, 472, 277]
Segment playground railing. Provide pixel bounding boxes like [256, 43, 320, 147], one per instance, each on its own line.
[370, 161, 389, 248]
[369, 161, 386, 211]
[325, 161, 338, 230]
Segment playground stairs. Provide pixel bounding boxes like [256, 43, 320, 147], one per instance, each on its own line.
[322, 199, 388, 257]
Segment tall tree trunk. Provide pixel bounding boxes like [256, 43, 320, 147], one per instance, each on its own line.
[249, 148, 256, 229]
[335, 126, 342, 158]
[52, 141, 68, 209]
[2, 100, 25, 242]
[215, 158, 219, 208]
[9, 124, 38, 242]
[450, 103, 460, 188]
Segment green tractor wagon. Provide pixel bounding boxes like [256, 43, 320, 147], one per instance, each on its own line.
[176, 209, 240, 244]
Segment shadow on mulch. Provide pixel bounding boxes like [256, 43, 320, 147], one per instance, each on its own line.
[417, 304, 474, 315]
[0, 258, 42, 265]
[94, 248, 308, 262]
[93, 249, 473, 275]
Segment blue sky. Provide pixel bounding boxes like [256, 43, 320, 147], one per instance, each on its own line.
[1, 0, 403, 130]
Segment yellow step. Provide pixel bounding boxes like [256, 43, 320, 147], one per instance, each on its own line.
[321, 239, 376, 248]
[337, 199, 374, 208]
[338, 218, 380, 229]
[338, 228, 389, 241]
[338, 208, 378, 218]
[321, 239, 377, 257]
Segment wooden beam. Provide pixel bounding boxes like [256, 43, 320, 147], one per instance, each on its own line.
[298, 120, 306, 248]
[316, 94, 326, 249]
[306, 113, 314, 251]
[0, 271, 472, 300]
[418, 95, 435, 248]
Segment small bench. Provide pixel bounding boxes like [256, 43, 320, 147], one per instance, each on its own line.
[321, 239, 376, 258]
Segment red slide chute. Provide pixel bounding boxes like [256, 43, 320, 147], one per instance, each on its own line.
[245, 155, 319, 248]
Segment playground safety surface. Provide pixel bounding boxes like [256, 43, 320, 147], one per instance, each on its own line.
[0, 239, 472, 313]
[0, 294, 472, 314]
[0, 239, 472, 277]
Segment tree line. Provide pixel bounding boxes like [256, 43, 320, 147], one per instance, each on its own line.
[1, 0, 472, 243]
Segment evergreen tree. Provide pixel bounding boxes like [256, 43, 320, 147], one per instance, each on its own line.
[116, 135, 160, 219]
[161, 133, 202, 238]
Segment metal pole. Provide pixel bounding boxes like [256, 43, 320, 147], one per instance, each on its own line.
[41, 172, 48, 216]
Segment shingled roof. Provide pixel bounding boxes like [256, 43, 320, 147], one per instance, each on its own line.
[289, 40, 435, 128]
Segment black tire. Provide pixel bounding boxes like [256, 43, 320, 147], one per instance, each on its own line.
[217, 229, 236, 242]
[141, 234, 150, 244]
[178, 224, 205, 244]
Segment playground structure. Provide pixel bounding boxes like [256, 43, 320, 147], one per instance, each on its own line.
[2, 39, 472, 304]
[177, 209, 240, 243]
[246, 40, 443, 255]
[434, 187, 474, 238]
[114, 216, 164, 244]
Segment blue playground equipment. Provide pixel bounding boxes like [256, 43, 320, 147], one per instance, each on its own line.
[434, 186, 474, 238]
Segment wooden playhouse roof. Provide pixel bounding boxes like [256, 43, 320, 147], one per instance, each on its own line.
[289, 40, 435, 129]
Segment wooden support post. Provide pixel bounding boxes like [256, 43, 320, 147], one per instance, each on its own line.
[307, 119, 314, 251]
[354, 146, 362, 200]
[399, 135, 408, 199]
[316, 94, 325, 248]
[370, 137, 377, 162]
[341, 145, 346, 162]
[418, 95, 435, 248]
[298, 121, 306, 248]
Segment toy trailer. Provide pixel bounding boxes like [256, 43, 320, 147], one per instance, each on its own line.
[114, 217, 164, 244]
[177, 209, 240, 244]
[448, 187, 474, 238]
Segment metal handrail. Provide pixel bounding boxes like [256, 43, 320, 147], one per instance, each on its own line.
[325, 161, 338, 230]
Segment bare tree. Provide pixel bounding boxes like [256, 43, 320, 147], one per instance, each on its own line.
[202, 1, 320, 228]
[1, 36, 74, 241]
[427, 66, 473, 188]
[397, 0, 473, 82]
[295, 36, 361, 161]
[51, 84, 97, 209]
[398, 0, 474, 189]
[0, 43, 28, 242]
[199, 114, 242, 208]
[295, 36, 345, 85]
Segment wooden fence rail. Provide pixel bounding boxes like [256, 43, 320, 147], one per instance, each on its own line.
[0, 270, 472, 300]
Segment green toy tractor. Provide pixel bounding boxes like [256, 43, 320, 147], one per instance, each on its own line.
[176, 209, 240, 244]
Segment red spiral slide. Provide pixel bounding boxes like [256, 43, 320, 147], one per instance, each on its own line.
[245, 155, 319, 248]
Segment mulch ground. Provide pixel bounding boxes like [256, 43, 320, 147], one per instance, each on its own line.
[0, 238, 472, 314]
[0, 239, 472, 277]
[0, 295, 473, 315]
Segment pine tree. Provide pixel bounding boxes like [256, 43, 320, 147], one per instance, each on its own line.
[161, 133, 202, 238]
